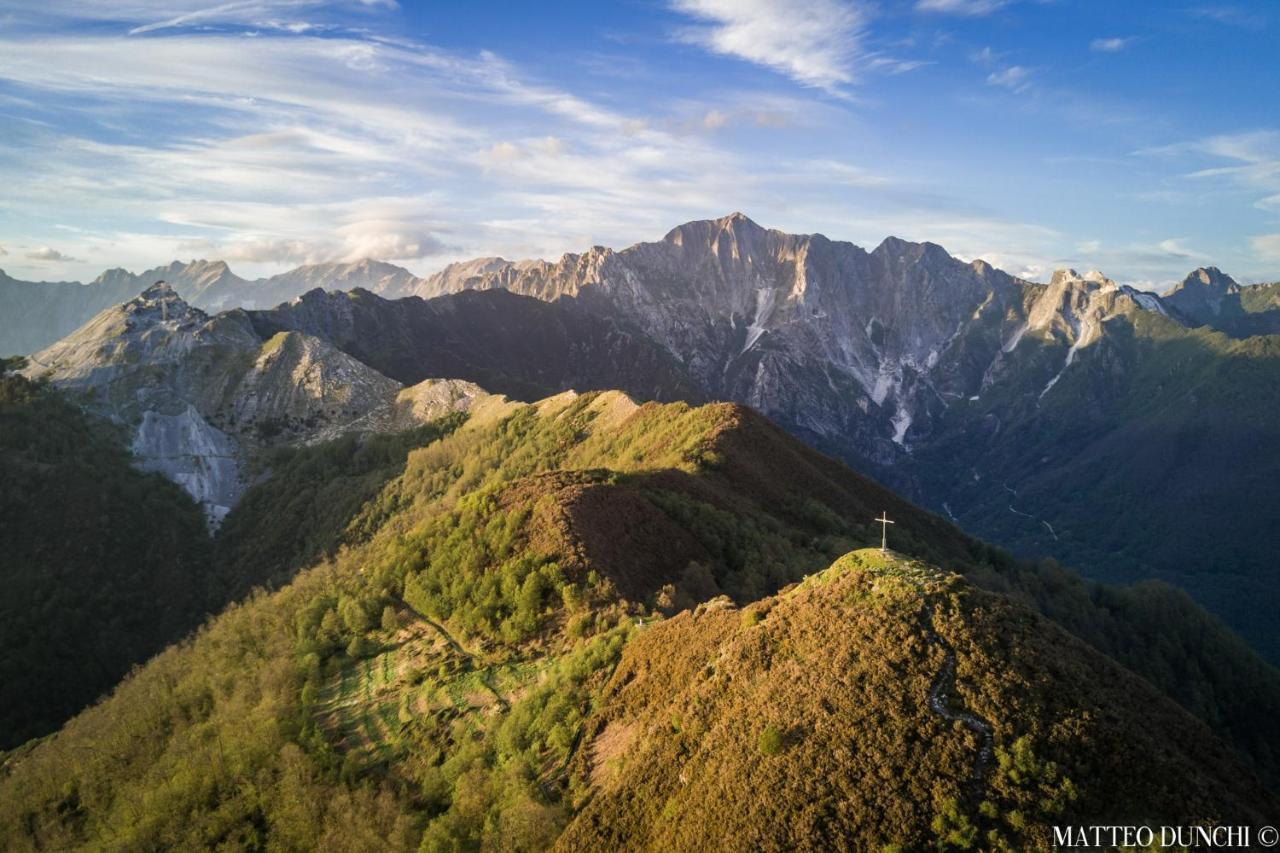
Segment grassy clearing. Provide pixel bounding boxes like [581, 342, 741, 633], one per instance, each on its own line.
[316, 616, 554, 773]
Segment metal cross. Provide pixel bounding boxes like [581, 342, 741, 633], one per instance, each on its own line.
[875, 512, 894, 552]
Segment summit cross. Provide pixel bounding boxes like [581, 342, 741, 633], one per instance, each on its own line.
[875, 512, 894, 552]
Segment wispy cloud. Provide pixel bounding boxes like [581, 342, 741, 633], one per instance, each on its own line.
[1090, 37, 1132, 52]
[866, 56, 934, 75]
[1189, 5, 1268, 30]
[1156, 238, 1208, 260]
[1252, 234, 1280, 263]
[0, 25, 765, 273]
[915, 0, 1010, 16]
[986, 65, 1033, 93]
[669, 0, 869, 94]
[5, 0, 396, 35]
[970, 46, 999, 67]
[1141, 130, 1280, 210]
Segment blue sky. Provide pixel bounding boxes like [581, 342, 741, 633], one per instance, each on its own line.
[0, 1, 1278, 289]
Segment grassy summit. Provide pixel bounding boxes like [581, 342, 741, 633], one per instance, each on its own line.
[560, 549, 1274, 850]
[1, 391, 1276, 850]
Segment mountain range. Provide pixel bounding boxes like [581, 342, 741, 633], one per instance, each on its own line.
[5, 208, 1280, 847]
[9, 213, 1280, 663]
[0, 258, 412, 357]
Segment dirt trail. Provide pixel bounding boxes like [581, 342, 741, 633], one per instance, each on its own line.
[921, 604, 995, 801]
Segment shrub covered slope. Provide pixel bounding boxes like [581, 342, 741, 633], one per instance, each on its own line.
[1, 390, 1276, 851]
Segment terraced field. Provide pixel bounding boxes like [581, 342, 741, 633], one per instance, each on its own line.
[314, 611, 552, 772]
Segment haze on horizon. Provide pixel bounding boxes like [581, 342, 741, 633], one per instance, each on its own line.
[1, 0, 1278, 291]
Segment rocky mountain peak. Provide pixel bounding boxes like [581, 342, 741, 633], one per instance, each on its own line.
[1175, 266, 1239, 295]
[871, 236, 953, 268]
[141, 279, 177, 296]
[127, 279, 201, 315]
[92, 267, 135, 287]
[171, 259, 235, 283]
[1164, 266, 1242, 322]
[662, 211, 771, 248]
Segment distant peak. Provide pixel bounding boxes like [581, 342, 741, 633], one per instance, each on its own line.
[712, 211, 767, 235]
[1185, 266, 1235, 287]
[130, 280, 193, 310]
[142, 280, 176, 296]
[663, 212, 768, 246]
[871, 236, 951, 263]
[1049, 268, 1115, 288]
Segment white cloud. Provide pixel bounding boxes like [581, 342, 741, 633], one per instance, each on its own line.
[986, 65, 1032, 93]
[1090, 37, 1131, 52]
[26, 246, 82, 262]
[670, 0, 868, 94]
[5, 0, 397, 36]
[866, 56, 933, 75]
[1252, 233, 1280, 262]
[1189, 5, 1268, 30]
[0, 244, 7, 256]
[701, 109, 729, 129]
[1142, 130, 1280, 210]
[334, 220, 450, 261]
[1157, 238, 1208, 260]
[915, 0, 1009, 16]
[970, 46, 998, 67]
[0, 28, 770, 275]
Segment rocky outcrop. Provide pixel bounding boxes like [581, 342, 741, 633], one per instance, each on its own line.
[132, 405, 242, 525]
[23, 283, 481, 524]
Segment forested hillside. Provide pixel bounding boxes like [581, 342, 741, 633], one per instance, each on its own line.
[0, 360, 213, 748]
[3, 389, 1277, 851]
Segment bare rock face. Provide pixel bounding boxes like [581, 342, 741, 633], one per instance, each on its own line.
[23, 283, 466, 524]
[408, 215, 1192, 480]
[230, 330, 402, 442]
[132, 405, 242, 525]
[390, 378, 491, 430]
[1164, 266, 1241, 320]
